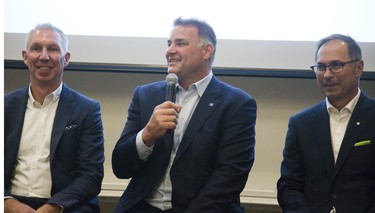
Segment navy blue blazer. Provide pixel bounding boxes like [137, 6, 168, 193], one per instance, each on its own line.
[4, 84, 105, 211]
[112, 76, 257, 213]
[277, 92, 375, 213]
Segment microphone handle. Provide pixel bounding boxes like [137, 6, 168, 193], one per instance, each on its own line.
[165, 83, 177, 134]
[166, 83, 176, 103]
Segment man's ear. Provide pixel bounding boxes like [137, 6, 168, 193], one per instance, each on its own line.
[22, 50, 28, 66]
[64, 52, 71, 67]
[203, 44, 214, 60]
[355, 59, 364, 78]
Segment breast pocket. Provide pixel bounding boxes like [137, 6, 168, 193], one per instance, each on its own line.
[348, 138, 375, 174]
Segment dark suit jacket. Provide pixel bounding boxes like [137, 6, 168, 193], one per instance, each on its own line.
[277, 92, 375, 213]
[112, 76, 257, 213]
[4, 84, 105, 212]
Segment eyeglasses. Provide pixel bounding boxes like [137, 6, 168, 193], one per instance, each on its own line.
[310, 59, 360, 74]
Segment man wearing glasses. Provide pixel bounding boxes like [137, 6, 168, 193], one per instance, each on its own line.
[277, 34, 375, 213]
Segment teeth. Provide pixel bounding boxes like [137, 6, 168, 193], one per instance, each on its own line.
[39, 67, 50, 70]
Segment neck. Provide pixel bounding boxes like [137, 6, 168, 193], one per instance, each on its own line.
[179, 69, 210, 90]
[30, 83, 60, 104]
[329, 88, 359, 111]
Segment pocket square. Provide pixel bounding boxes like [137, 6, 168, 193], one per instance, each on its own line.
[65, 124, 77, 131]
[354, 140, 371, 147]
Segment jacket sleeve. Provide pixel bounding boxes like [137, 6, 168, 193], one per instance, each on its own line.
[112, 86, 150, 179]
[277, 116, 312, 213]
[47, 101, 105, 211]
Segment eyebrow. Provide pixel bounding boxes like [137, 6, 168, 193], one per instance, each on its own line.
[169, 38, 188, 42]
[317, 60, 343, 64]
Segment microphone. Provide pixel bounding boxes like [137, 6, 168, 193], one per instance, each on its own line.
[165, 73, 178, 102]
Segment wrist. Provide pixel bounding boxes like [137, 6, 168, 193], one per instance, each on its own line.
[40, 203, 64, 213]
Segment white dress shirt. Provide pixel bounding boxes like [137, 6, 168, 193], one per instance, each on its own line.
[326, 89, 360, 163]
[10, 83, 62, 198]
[136, 72, 213, 210]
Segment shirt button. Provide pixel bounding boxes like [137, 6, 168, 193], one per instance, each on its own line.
[331, 194, 337, 199]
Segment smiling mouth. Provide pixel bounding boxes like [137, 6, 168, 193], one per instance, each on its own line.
[324, 83, 337, 86]
[37, 66, 52, 70]
[168, 59, 181, 64]
[323, 84, 338, 90]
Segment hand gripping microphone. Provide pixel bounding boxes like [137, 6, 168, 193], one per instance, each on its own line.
[166, 73, 178, 102]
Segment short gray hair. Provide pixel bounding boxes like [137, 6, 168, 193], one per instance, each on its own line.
[173, 17, 217, 66]
[25, 23, 69, 53]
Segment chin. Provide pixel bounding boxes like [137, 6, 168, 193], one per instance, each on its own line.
[325, 92, 340, 99]
[167, 69, 177, 74]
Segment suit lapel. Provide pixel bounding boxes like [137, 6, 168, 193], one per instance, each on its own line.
[173, 77, 221, 164]
[315, 102, 335, 178]
[7, 88, 29, 145]
[157, 83, 174, 162]
[5, 87, 29, 177]
[333, 94, 374, 177]
[50, 84, 74, 162]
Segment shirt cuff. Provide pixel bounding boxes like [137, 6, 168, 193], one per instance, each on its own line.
[136, 129, 154, 160]
[58, 205, 64, 213]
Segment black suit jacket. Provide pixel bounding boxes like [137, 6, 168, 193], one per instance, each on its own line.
[277, 92, 375, 213]
[4, 84, 105, 212]
[112, 76, 257, 213]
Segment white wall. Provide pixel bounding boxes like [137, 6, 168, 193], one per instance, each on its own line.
[5, 33, 375, 72]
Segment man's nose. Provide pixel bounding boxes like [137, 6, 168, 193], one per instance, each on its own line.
[39, 48, 50, 60]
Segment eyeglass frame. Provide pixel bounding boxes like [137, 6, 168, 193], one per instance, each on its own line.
[310, 59, 360, 74]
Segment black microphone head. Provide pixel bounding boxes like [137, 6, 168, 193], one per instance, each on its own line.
[166, 73, 178, 85]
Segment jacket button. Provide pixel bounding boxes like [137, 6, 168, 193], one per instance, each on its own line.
[331, 194, 337, 199]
